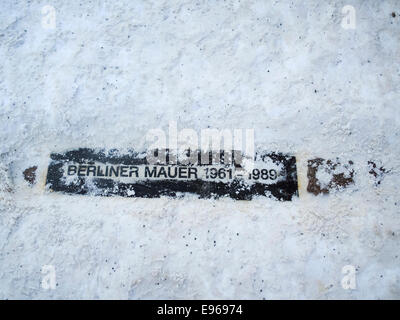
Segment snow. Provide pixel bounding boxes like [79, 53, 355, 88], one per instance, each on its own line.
[0, 0, 399, 299]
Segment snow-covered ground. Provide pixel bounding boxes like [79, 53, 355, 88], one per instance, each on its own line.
[1, 0, 399, 299]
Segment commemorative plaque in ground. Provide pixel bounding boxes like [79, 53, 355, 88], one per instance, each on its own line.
[46, 148, 298, 201]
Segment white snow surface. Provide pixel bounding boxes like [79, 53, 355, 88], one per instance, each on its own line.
[0, 0, 400, 299]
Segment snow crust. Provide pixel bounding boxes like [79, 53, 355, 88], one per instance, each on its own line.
[0, 0, 399, 299]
